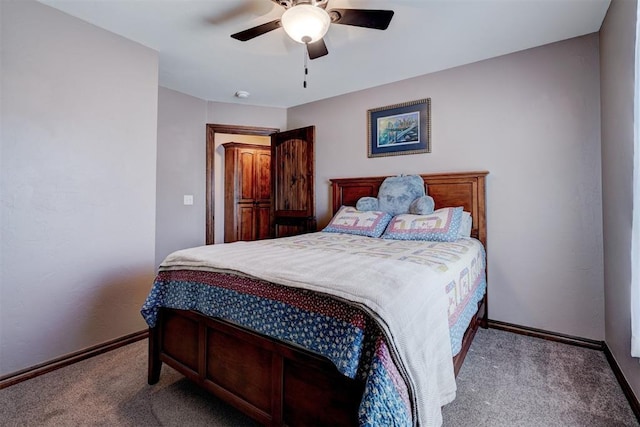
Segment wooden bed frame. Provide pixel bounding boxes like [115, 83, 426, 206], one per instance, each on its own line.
[148, 171, 489, 426]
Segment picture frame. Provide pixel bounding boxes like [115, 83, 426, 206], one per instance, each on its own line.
[367, 98, 431, 158]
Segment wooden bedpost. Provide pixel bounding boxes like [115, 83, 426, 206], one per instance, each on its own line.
[148, 326, 162, 385]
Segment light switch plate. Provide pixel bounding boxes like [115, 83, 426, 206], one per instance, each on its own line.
[183, 195, 194, 205]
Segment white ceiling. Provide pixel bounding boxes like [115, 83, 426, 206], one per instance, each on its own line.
[39, 0, 611, 108]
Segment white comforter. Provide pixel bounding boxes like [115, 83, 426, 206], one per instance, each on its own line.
[160, 232, 464, 426]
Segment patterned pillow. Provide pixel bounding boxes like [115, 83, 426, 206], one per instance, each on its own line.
[323, 206, 392, 238]
[382, 207, 464, 242]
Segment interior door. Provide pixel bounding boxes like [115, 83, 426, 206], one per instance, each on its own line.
[271, 126, 316, 238]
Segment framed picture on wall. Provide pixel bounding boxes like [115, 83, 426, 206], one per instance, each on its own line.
[367, 98, 431, 158]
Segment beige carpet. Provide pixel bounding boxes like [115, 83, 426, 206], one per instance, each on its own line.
[0, 328, 637, 426]
[0, 339, 258, 427]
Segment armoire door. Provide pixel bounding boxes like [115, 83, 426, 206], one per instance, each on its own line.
[271, 126, 316, 238]
[254, 148, 272, 240]
[223, 142, 272, 242]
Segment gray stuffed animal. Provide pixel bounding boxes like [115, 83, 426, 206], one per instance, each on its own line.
[356, 175, 434, 216]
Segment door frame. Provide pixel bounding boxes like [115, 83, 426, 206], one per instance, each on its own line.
[206, 124, 279, 244]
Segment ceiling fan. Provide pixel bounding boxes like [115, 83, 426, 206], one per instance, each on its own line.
[230, 0, 394, 60]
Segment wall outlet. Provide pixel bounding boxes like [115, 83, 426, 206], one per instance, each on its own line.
[183, 195, 194, 205]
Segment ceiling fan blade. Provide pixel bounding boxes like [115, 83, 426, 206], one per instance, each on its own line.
[307, 38, 329, 60]
[329, 9, 394, 30]
[230, 19, 281, 41]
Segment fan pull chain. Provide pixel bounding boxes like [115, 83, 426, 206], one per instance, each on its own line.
[303, 47, 308, 88]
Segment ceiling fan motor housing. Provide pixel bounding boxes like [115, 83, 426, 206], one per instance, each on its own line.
[271, 0, 329, 9]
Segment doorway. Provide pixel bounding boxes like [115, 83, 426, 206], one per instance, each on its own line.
[206, 124, 279, 244]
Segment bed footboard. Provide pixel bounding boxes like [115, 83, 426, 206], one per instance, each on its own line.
[148, 296, 485, 426]
[148, 308, 364, 426]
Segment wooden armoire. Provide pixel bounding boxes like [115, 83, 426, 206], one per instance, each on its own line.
[223, 142, 272, 243]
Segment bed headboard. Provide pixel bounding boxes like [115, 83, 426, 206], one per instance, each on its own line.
[330, 171, 489, 247]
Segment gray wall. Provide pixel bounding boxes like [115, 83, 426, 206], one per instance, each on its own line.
[289, 34, 605, 340]
[155, 87, 207, 267]
[600, 0, 640, 399]
[154, 94, 287, 264]
[0, 1, 159, 375]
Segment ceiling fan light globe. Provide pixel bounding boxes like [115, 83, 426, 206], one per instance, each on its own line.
[281, 5, 330, 44]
